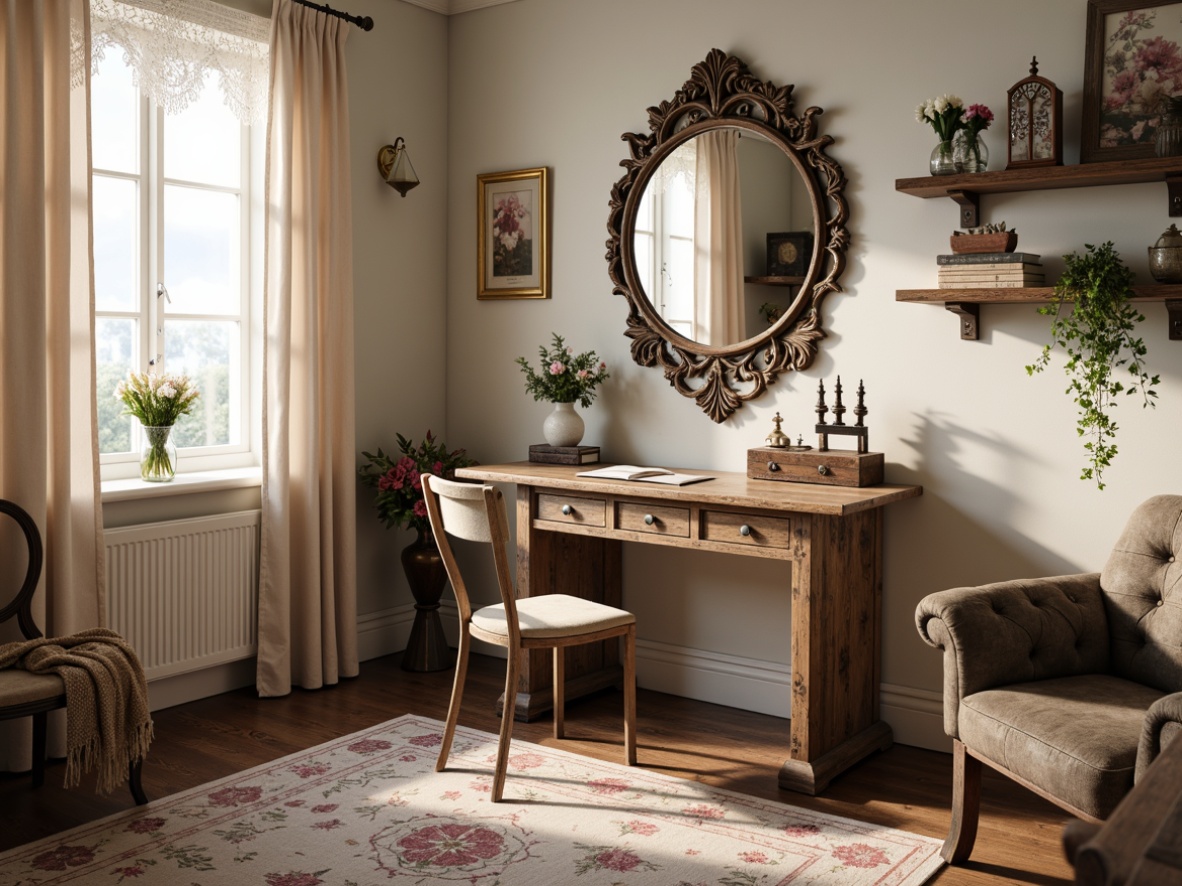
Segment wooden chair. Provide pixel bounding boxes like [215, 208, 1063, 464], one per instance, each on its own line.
[0, 499, 147, 804]
[422, 473, 637, 802]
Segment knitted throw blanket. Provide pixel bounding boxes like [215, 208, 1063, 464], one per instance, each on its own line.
[0, 628, 153, 794]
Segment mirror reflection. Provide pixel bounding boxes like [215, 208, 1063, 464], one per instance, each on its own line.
[632, 129, 813, 347]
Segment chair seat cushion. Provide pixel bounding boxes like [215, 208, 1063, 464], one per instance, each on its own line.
[472, 594, 635, 640]
[960, 674, 1164, 819]
[0, 667, 66, 709]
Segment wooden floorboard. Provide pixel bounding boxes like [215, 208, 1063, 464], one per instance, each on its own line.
[0, 652, 1075, 884]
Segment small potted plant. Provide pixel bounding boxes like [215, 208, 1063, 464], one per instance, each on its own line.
[1026, 241, 1158, 489]
[517, 333, 610, 447]
[115, 370, 200, 482]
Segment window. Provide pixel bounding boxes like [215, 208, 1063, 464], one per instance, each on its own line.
[92, 51, 263, 479]
[634, 142, 697, 341]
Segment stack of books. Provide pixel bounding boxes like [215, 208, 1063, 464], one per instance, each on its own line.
[528, 444, 600, 465]
[937, 252, 1043, 289]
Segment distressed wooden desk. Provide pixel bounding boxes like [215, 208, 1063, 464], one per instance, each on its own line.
[456, 462, 922, 794]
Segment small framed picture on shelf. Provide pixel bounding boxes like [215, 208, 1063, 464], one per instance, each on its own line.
[477, 167, 549, 299]
[765, 231, 813, 277]
[1081, 0, 1182, 163]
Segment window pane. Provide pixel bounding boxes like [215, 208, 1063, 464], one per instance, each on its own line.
[93, 176, 139, 312]
[91, 51, 138, 174]
[164, 186, 241, 315]
[665, 237, 694, 320]
[165, 320, 240, 448]
[96, 318, 137, 454]
[164, 71, 241, 187]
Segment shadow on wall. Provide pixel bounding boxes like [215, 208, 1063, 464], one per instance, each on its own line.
[891, 409, 1081, 590]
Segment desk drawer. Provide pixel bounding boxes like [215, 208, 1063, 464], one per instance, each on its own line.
[537, 493, 606, 527]
[616, 502, 690, 538]
[701, 510, 791, 549]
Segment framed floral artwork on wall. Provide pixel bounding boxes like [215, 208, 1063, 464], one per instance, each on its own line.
[477, 167, 549, 299]
[1082, 0, 1182, 162]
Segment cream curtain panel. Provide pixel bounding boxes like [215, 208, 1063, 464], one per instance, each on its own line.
[256, 0, 358, 697]
[694, 130, 744, 347]
[0, 0, 103, 769]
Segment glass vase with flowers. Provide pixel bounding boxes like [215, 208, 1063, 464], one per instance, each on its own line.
[115, 370, 200, 482]
[516, 333, 610, 447]
[916, 94, 965, 175]
[954, 103, 993, 173]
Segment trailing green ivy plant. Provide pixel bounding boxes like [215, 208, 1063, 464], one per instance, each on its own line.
[1026, 241, 1158, 490]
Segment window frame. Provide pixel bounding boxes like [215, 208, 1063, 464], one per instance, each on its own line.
[93, 65, 264, 482]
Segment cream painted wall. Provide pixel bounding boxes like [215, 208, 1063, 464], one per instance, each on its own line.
[444, 0, 1182, 747]
[345, 0, 450, 637]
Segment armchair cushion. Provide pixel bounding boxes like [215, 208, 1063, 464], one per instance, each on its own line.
[916, 574, 1109, 737]
[1100, 494, 1182, 693]
[960, 674, 1163, 820]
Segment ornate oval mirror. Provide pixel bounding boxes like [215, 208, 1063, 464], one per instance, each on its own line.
[606, 49, 848, 422]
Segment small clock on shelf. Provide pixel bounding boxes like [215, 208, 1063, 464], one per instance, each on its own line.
[1006, 56, 1063, 169]
[766, 231, 813, 277]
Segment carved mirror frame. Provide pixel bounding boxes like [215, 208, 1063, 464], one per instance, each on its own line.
[606, 49, 848, 423]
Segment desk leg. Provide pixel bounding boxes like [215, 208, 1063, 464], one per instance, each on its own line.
[780, 508, 893, 794]
[505, 485, 624, 721]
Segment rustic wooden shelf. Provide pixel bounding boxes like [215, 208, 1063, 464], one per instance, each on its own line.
[895, 157, 1182, 226]
[896, 285, 1182, 341]
[744, 275, 805, 286]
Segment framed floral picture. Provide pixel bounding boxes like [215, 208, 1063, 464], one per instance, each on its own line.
[477, 167, 549, 299]
[1081, 0, 1182, 162]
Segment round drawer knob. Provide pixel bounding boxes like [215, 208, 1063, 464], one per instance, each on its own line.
[739, 524, 752, 537]
[817, 465, 830, 476]
[561, 504, 572, 516]
[767, 461, 780, 472]
[644, 514, 655, 525]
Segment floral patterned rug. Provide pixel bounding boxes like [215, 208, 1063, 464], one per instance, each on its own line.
[0, 715, 944, 885]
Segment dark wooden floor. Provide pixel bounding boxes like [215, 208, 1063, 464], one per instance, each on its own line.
[0, 652, 1074, 884]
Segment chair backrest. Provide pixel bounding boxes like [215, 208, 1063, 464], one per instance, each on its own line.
[422, 474, 518, 631]
[1101, 494, 1182, 692]
[0, 499, 45, 640]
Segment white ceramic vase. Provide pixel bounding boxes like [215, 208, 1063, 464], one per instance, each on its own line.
[543, 401, 584, 447]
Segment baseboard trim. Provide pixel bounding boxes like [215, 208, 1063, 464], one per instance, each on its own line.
[635, 639, 792, 718]
[147, 659, 256, 712]
[880, 682, 949, 752]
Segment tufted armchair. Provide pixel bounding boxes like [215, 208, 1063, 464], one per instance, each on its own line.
[915, 494, 1182, 864]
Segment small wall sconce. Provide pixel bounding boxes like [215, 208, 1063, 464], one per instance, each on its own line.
[377, 137, 419, 197]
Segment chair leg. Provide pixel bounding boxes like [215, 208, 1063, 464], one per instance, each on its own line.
[553, 646, 565, 739]
[942, 739, 982, 864]
[436, 629, 471, 773]
[129, 759, 149, 805]
[31, 712, 48, 788]
[622, 626, 636, 765]
[491, 647, 520, 803]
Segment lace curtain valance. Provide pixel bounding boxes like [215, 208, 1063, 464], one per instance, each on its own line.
[80, 0, 270, 124]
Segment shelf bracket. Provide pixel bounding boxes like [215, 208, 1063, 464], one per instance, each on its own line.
[945, 302, 979, 340]
[1168, 175, 1182, 217]
[1168, 299, 1182, 339]
[948, 190, 980, 228]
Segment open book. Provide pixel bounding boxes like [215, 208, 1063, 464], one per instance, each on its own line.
[576, 465, 714, 486]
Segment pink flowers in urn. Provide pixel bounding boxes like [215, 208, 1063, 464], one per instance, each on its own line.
[358, 432, 475, 534]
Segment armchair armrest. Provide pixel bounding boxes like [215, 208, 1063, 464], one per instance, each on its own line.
[1137, 692, 1182, 781]
[915, 574, 1108, 739]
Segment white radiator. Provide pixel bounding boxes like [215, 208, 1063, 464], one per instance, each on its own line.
[104, 510, 261, 681]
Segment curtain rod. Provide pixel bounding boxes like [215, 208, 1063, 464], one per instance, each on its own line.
[291, 0, 374, 31]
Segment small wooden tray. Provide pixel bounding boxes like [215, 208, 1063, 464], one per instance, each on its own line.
[949, 231, 1018, 254]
